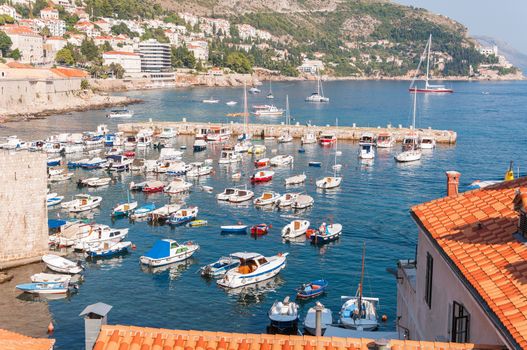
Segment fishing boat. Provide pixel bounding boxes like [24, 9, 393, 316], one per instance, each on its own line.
[64, 194, 103, 213]
[130, 203, 156, 220]
[276, 193, 299, 207]
[42, 254, 83, 274]
[309, 223, 343, 245]
[30, 273, 71, 284]
[358, 133, 375, 159]
[319, 132, 336, 146]
[200, 255, 241, 278]
[419, 135, 436, 149]
[206, 127, 231, 142]
[216, 187, 239, 201]
[229, 188, 254, 203]
[395, 91, 422, 163]
[266, 81, 274, 99]
[142, 181, 164, 193]
[303, 302, 333, 335]
[285, 173, 306, 186]
[305, 74, 329, 103]
[270, 154, 294, 166]
[251, 170, 275, 183]
[107, 108, 134, 118]
[159, 127, 177, 139]
[219, 150, 242, 164]
[292, 194, 314, 209]
[409, 34, 453, 94]
[168, 206, 199, 225]
[80, 157, 106, 169]
[376, 132, 395, 148]
[149, 204, 181, 222]
[217, 252, 288, 289]
[339, 243, 379, 331]
[254, 105, 284, 117]
[202, 97, 219, 104]
[251, 223, 270, 236]
[220, 225, 248, 234]
[254, 157, 270, 167]
[112, 201, 138, 217]
[140, 239, 199, 267]
[16, 282, 70, 294]
[268, 296, 299, 334]
[281, 220, 310, 240]
[86, 241, 132, 258]
[186, 164, 213, 177]
[253, 191, 281, 206]
[47, 157, 62, 167]
[296, 279, 328, 299]
[72, 226, 129, 251]
[301, 131, 317, 145]
[107, 155, 133, 172]
[47, 193, 64, 207]
[193, 139, 207, 152]
[164, 179, 192, 194]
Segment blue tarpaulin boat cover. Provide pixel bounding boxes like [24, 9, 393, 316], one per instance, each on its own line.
[144, 240, 171, 259]
[48, 219, 67, 229]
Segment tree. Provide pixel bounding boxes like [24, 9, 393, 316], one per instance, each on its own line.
[80, 79, 90, 89]
[111, 22, 137, 37]
[140, 28, 169, 43]
[225, 52, 252, 74]
[108, 63, 125, 78]
[55, 47, 75, 65]
[40, 26, 51, 37]
[31, 0, 48, 17]
[8, 48, 21, 61]
[0, 31, 12, 57]
[80, 38, 99, 61]
[101, 41, 113, 52]
[171, 46, 196, 69]
[0, 14, 15, 25]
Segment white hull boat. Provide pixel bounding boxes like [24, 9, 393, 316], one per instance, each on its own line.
[285, 174, 306, 186]
[270, 154, 294, 166]
[253, 191, 281, 206]
[276, 193, 299, 207]
[281, 220, 310, 239]
[229, 189, 254, 203]
[164, 179, 192, 194]
[72, 227, 129, 251]
[395, 150, 422, 163]
[31, 273, 72, 284]
[140, 239, 199, 267]
[67, 195, 103, 213]
[292, 194, 314, 209]
[316, 176, 342, 189]
[42, 254, 83, 274]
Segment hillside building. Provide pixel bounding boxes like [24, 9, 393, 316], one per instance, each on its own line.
[103, 51, 141, 74]
[1, 25, 44, 64]
[137, 39, 171, 73]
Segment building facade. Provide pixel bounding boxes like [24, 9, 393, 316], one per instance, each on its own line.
[1, 25, 44, 64]
[137, 39, 171, 73]
[103, 51, 141, 74]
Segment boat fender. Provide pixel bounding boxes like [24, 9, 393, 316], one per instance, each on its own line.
[47, 322, 54, 334]
[278, 252, 283, 257]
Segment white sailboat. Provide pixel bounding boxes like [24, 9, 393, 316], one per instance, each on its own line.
[395, 91, 422, 163]
[266, 80, 274, 99]
[237, 81, 252, 142]
[305, 74, 329, 103]
[316, 119, 342, 189]
[277, 95, 293, 143]
[409, 34, 453, 94]
[339, 243, 379, 331]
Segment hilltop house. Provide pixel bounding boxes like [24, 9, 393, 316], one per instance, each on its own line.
[298, 59, 325, 74]
[397, 171, 527, 349]
[0, 5, 20, 21]
[1, 24, 44, 64]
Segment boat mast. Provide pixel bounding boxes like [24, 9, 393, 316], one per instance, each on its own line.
[425, 34, 432, 89]
[412, 90, 418, 149]
[285, 95, 290, 127]
[334, 118, 338, 177]
[243, 80, 248, 136]
[358, 242, 366, 312]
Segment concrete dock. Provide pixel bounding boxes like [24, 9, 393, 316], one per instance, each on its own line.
[118, 120, 457, 144]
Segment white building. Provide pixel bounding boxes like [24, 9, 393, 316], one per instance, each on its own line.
[0, 5, 20, 21]
[137, 39, 171, 72]
[478, 45, 498, 57]
[187, 40, 208, 61]
[103, 51, 141, 74]
[40, 7, 59, 20]
[237, 24, 256, 41]
[42, 19, 66, 37]
[93, 19, 111, 34]
[164, 29, 179, 46]
[74, 21, 100, 38]
[179, 12, 199, 27]
[297, 59, 325, 74]
[1, 25, 44, 64]
[43, 36, 66, 63]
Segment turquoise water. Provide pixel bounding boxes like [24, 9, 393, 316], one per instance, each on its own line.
[4, 80, 527, 349]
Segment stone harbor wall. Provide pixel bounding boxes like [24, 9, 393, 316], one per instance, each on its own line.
[0, 151, 48, 268]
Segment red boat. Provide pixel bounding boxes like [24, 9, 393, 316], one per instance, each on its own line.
[251, 223, 270, 236]
[123, 151, 136, 157]
[319, 133, 336, 146]
[250, 170, 275, 183]
[254, 158, 270, 168]
[142, 180, 164, 193]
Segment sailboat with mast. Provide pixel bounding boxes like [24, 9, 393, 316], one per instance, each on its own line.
[339, 243, 379, 331]
[266, 80, 274, 99]
[316, 119, 342, 189]
[237, 82, 252, 142]
[305, 73, 329, 103]
[277, 95, 293, 143]
[409, 34, 453, 93]
[395, 91, 422, 163]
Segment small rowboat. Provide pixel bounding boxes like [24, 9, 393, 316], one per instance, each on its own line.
[221, 225, 248, 234]
[251, 223, 270, 236]
[16, 282, 70, 294]
[254, 158, 270, 167]
[42, 254, 83, 274]
[189, 220, 208, 227]
[296, 279, 328, 299]
[308, 161, 322, 167]
[309, 223, 343, 245]
[251, 170, 274, 183]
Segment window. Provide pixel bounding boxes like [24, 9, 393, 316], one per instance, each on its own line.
[424, 252, 433, 308]
[451, 301, 470, 343]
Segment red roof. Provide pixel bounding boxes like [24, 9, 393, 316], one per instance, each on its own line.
[412, 177, 527, 349]
[1, 24, 38, 36]
[103, 51, 139, 56]
[50, 67, 88, 78]
[6, 62, 34, 69]
[94, 325, 500, 350]
[0, 328, 55, 350]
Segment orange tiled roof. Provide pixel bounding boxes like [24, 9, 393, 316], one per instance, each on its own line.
[103, 51, 139, 56]
[94, 325, 501, 350]
[50, 67, 88, 78]
[411, 177, 527, 349]
[0, 328, 54, 350]
[6, 62, 34, 69]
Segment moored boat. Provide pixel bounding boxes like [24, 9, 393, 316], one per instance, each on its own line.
[253, 191, 281, 206]
[296, 279, 328, 299]
[42, 254, 83, 274]
[251, 223, 270, 236]
[16, 282, 70, 294]
[142, 181, 164, 193]
[130, 203, 156, 220]
[303, 302, 333, 335]
[281, 220, 310, 240]
[200, 255, 241, 278]
[268, 296, 299, 334]
[164, 179, 192, 194]
[140, 239, 199, 267]
[308, 223, 343, 245]
[270, 154, 294, 166]
[111, 201, 138, 217]
[64, 194, 102, 213]
[86, 241, 132, 258]
[376, 132, 395, 148]
[275, 193, 299, 207]
[285, 174, 306, 186]
[220, 225, 248, 234]
[254, 157, 270, 167]
[251, 170, 275, 183]
[168, 206, 199, 225]
[292, 194, 314, 209]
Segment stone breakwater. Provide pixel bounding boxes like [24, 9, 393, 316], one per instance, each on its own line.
[118, 121, 457, 144]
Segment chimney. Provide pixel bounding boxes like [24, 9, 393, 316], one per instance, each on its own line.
[446, 171, 460, 197]
[79, 302, 112, 350]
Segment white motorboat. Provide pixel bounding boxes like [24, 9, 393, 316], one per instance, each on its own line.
[85, 177, 112, 187]
[376, 132, 395, 148]
[319, 132, 336, 146]
[140, 239, 199, 267]
[395, 149, 422, 163]
[200, 255, 241, 278]
[206, 127, 231, 142]
[305, 74, 329, 103]
[169, 206, 199, 225]
[219, 150, 242, 164]
[270, 154, 294, 166]
[395, 91, 422, 163]
[31, 273, 72, 284]
[420, 135, 436, 149]
[47, 193, 64, 207]
[159, 127, 178, 139]
[226, 101, 238, 106]
[217, 252, 288, 289]
[303, 302, 333, 335]
[248, 144, 266, 154]
[186, 164, 213, 177]
[203, 97, 220, 104]
[48, 172, 74, 183]
[301, 131, 317, 144]
[254, 105, 284, 117]
[228, 188, 254, 203]
[217, 187, 239, 201]
[42, 254, 83, 274]
[249, 87, 261, 94]
[107, 108, 134, 118]
[275, 193, 299, 207]
[148, 203, 181, 222]
[72, 226, 129, 251]
[281, 220, 310, 239]
[193, 139, 207, 152]
[316, 176, 342, 189]
[65, 194, 102, 213]
[165, 179, 192, 194]
[159, 148, 183, 161]
[112, 201, 138, 217]
[253, 191, 281, 206]
[358, 132, 375, 159]
[292, 194, 314, 209]
[285, 173, 306, 186]
[268, 296, 299, 333]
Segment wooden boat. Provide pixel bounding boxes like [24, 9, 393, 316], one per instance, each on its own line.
[250, 223, 270, 236]
[168, 206, 199, 225]
[251, 170, 274, 183]
[65, 194, 102, 213]
[140, 239, 199, 267]
[268, 296, 299, 334]
[276, 193, 299, 207]
[296, 279, 328, 299]
[112, 201, 138, 217]
[16, 282, 70, 294]
[30, 273, 71, 284]
[281, 220, 310, 240]
[292, 195, 314, 209]
[220, 225, 248, 234]
[339, 243, 379, 331]
[130, 203, 156, 220]
[129, 181, 148, 191]
[309, 223, 342, 245]
[217, 252, 288, 289]
[253, 191, 281, 206]
[285, 174, 306, 186]
[254, 158, 270, 167]
[270, 154, 294, 166]
[200, 255, 240, 278]
[142, 181, 165, 193]
[86, 241, 132, 258]
[42, 254, 83, 274]
[303, 302, 333, 335]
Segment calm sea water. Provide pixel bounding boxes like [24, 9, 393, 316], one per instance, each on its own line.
[3, 80, 527, 349]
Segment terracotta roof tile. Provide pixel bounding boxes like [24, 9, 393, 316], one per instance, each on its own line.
[50, 67, 88, 78]
[412, 177, 527, 349]
[0, 328, 54, 350]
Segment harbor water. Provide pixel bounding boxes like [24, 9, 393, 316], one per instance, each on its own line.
[1, 80, 527, 349]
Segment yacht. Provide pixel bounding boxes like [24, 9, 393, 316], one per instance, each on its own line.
[305, 74, 329, 103]
[106, 108, 134, 118]
[395, 91, 422, 163]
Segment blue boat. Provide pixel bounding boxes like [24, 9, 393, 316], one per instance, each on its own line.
[130, 203, 156, 220]
[168, 207, 199, 225]
[298, 148, 306, 153]
[296, 279, 328, 299]
[220, 225, 248, 234]
[47, 157, 61, 167]
[86, 241, 132, 258]
[200, 255, 240, 278]
[16, 281, 69, 294]
[308, 161, 322, 167]
[104, 134, 116, 146]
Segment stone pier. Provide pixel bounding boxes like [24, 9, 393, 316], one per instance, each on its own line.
[118, 120, 457, 144]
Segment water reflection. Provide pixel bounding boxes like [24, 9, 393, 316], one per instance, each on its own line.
[225, 276, 285, 305]
[140, 258, 195, 280]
